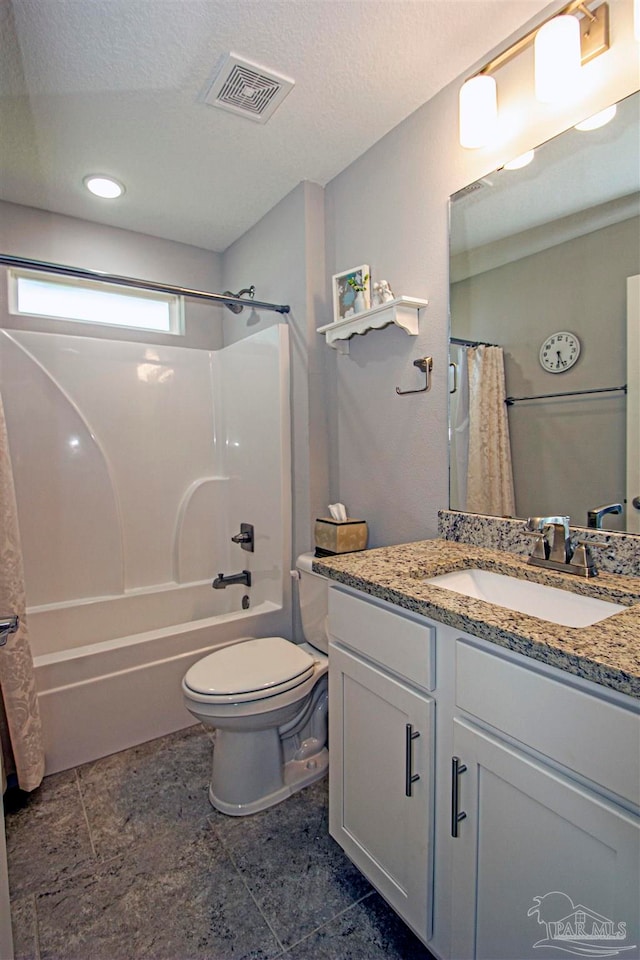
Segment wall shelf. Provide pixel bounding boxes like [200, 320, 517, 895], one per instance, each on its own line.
[317, 297, 428, 353]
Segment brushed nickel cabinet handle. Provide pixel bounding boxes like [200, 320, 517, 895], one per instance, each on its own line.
[451, 756, 468, 837]
[405, 723, 421, 797]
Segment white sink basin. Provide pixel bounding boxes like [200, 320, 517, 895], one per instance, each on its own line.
[424, 568, 627, 628]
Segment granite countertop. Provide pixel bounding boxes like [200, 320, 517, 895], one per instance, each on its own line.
[313, 539, 640, 700]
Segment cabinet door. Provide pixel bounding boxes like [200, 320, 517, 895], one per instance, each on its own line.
[329, 642, 434, 943]
[451, 718, 640, 960]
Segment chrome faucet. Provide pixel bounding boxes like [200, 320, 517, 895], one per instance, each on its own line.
[212, 570, 252, 590]
[587, 503, 622, 529]
[524, 516, 601, 578]
[525, 516, 571, 564]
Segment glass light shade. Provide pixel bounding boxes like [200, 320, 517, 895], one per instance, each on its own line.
[459, 75, 497, 149]
[574, 104, 617, 131]
[534, 15, 581, 104]
[84, 175, 125, 199]
[504, 150, 535, 170]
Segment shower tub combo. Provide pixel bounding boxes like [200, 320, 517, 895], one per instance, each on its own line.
[0, 325, 291, 773]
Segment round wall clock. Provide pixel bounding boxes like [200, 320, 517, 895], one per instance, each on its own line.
[539, 331, 581, 373]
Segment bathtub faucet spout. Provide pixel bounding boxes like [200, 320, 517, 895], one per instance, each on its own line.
[212, 570, 252, 589]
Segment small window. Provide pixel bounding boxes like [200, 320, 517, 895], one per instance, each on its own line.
[8, 269, 184, 335]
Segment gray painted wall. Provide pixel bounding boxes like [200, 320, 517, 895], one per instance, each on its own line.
[221, 181, 331, 564]
[0, 201, 224, 350]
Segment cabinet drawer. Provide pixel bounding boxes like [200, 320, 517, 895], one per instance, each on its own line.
[329, 586, 434, 691]
[456, 640, 640, 805]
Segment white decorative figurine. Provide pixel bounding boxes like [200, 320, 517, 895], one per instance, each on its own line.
[372, 280, 395, 306]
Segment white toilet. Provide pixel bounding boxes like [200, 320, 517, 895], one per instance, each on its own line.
[182, 552, 329, 816]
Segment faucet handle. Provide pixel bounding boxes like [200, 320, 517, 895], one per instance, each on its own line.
[570, 538, 610, 576]
[576, 538, 608, 552]
[525, 531, 549, 560]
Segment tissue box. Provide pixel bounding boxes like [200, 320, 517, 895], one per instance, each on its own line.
[314, 518, 368, 556]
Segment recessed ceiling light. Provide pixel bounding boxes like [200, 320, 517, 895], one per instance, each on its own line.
[574, 104, 617, 132]
[84, 175, 125, 199]
[504, 150, 535, 170]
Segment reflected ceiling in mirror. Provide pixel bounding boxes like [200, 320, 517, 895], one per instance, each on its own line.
[449, 90, 640, 533]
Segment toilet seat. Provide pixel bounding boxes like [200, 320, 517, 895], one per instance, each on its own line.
[183, 636, 316, 704]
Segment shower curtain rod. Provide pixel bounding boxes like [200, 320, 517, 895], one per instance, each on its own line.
[505, 384, 627, 406]
[0, 253, 291, 315]
[450, 336, 499, 348]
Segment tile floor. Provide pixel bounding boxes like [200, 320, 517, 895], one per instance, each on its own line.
[4, 725, 436, 960]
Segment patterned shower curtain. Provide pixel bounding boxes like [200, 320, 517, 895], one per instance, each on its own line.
[0, 393, 44, 792]
[466, 345, 516, 517]
[449, 344, 470, 511]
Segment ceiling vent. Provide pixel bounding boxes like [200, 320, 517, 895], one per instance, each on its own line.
[203, 53, 295, 123]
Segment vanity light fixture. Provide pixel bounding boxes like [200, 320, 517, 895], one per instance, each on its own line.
[458, 0, 610, 148]
[574, 102, 617, 129]
[534, 15, 581, 103]
[84, 175, 125, 199]
[459, 75, 497, 149]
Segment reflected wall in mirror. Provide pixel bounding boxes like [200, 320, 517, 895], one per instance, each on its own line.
[449, 90, 640, 533]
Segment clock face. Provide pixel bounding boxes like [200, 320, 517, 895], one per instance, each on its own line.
[539, 331, 581, 373]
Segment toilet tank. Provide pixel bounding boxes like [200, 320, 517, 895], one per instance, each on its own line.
[295, 552, 329, 654]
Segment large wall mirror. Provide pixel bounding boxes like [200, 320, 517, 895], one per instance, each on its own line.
[449, 90, 640, 533]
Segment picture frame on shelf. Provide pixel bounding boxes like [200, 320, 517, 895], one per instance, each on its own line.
[332, 265, 371, 323]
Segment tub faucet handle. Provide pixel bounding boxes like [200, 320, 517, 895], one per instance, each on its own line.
[231, 523, 254, 552]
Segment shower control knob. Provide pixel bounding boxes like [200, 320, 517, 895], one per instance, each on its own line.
[230, 523, 254, 552]
[632, 497, 640, 511]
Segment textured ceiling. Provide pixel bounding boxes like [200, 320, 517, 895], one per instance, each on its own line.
[1, 0, 551, 252]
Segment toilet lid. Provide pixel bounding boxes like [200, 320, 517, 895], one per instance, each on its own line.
[184, 636, 315, 698]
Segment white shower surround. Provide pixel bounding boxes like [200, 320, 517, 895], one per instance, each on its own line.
[0, 324, 292, 773]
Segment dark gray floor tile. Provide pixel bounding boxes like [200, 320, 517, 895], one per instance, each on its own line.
[4, 771, 96, 898]
[6, 730, 432, 960]
[76, 725, 215, 861]
[283, 891, 436, 960]
[216, 778, 372, 949]
[36, 820, 283, 960]
[9, 894, 39, 960]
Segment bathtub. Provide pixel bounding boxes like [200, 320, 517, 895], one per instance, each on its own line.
[29, 584, 290, 774]
[2, 323, 292, 774]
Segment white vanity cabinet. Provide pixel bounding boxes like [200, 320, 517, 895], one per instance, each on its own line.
[449, 637, 640, 960]
[327, 587, 435, 944]
[327, 582, 640, 960]
[450, 720, 639, 960]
